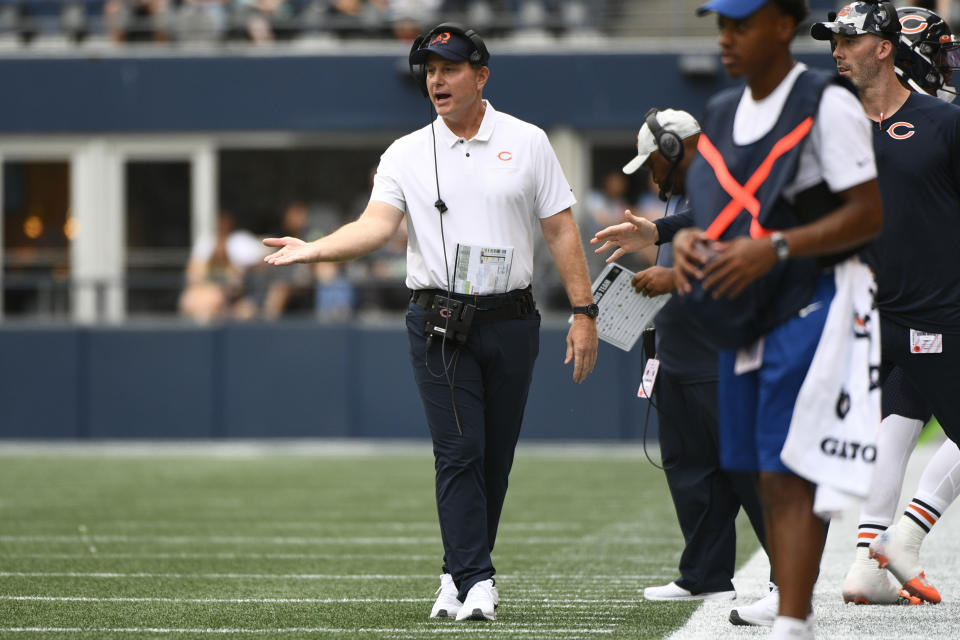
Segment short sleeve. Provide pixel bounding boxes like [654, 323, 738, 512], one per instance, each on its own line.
[815, 85, 877, 193]
[533, 129, 577, 219]
[369, 142, 407, 212]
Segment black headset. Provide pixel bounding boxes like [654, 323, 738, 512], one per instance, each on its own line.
[644, 108, 684, 165]
[644, 108, 685, 202]
[408, 22, 490, 97]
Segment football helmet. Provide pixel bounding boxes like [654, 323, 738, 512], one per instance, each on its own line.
[895, 6, 960, 101]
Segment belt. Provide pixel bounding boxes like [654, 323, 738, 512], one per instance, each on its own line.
[410, 287, 535, 324]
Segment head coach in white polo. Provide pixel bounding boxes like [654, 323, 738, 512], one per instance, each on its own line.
[262, 23, 598, 622]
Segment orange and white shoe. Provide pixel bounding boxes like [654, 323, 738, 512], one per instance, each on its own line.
[842, 554, 922, 605]
[870, 527, 941, 604]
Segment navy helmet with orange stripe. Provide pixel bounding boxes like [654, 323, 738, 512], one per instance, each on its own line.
[894, 6, 960, 101]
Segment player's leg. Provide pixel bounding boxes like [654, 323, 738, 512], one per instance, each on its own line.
[870, 322, 960, 602]
[843, 365, 926, 604]
[872, 438, 960, 604]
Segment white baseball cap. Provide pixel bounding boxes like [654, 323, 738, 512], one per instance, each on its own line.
[622, 109, 701, 175]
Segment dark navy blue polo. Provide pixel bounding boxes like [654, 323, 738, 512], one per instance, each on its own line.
[863, 91, 960, 332]
[654, 198, 717, 383]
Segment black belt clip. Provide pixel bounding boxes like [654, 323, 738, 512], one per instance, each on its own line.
[424, 295, 475, 345]
[514, 291, 534, 317]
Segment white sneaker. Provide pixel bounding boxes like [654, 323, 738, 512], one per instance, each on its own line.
[643, 581, 737, 601]
[729, 583, 779, 626]
[870, 525, 941, 604]
[429, 574, 461, 619]
[455, 578, 498, 621]
[842, 553, 921, 605]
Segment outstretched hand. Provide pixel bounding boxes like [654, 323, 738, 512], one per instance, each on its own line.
[263, 237, 320, 266]
[590, 210, 659, 263]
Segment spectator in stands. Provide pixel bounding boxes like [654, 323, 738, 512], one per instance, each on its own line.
[385, 0, 441, 40]
[176, 0, 229, 42]
[104, 0, 171, 42]
[179, 210, 264, 323]
[233, 0, 295, 43]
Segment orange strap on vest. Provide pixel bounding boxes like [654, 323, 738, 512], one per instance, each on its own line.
[699, 116, 814, 240]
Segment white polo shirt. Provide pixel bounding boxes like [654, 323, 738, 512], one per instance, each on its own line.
[370, 101, 576, 291]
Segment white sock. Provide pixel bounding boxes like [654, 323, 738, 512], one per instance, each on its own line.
[857, 415, 923, 547]
[913, 438, 960, 516]
[897, 507, 934, 549]
[772, 616, 810, 639]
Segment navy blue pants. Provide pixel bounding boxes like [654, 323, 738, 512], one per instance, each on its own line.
[656, 369, 769, 593]
[406, 299, 540, 601]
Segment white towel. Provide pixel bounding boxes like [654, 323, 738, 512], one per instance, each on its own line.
[780, 257, 881, 520]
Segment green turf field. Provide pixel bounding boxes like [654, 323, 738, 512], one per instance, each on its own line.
[0, 443, 762, 639]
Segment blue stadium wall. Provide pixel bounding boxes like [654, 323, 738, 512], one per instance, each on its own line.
[0, 50, 838, 133]
[0, 324, 652, 440]
[0, 49, 842, 439]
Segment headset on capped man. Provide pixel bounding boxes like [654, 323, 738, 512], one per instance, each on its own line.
[644, 107, 685, 202]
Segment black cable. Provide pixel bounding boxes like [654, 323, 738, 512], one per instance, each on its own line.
[638, 194, 682, 470]
[422, 99, 464, 436]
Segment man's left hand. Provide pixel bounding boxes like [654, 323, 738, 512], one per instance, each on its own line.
[565, 317, 598, 384]
[702, 236, 777, 299]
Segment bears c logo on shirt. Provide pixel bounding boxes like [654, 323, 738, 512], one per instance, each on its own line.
[887, 122, 915, 140]
[497, 151, 513, 161]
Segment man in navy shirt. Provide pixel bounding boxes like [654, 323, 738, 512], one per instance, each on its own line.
[813, 1, 960, 605]
[593, 110, 773, 622]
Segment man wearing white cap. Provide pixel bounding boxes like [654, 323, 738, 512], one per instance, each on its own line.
[593, 109, 774, 617]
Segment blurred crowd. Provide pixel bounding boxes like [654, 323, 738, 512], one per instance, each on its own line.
[176, 163, 661, 324]
[0, 0, 604, 45]
[178, 201, 408, 323]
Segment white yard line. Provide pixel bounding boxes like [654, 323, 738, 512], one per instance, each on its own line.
[0, 595, 637, 605]
[668, 441, 960, 639]
[0, 628, 615, 636]
[0, 571, 655, 583]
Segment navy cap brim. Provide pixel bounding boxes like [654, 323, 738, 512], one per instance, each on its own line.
[409, 33, 475, 64]
[696, 0, 768, 19]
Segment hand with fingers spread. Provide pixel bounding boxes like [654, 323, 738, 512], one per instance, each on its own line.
[590, 209, 659, 263]
[632, 266, 676, 298]
[702, 236, 778, 300]
[262, 236, 322, 266]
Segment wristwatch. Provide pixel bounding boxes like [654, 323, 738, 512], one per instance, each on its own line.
[770, 231, 790, 261]
[572, 303, 600, 319]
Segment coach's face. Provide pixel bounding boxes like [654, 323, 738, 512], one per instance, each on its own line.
[424, 53, 489, 121]
[832, 33, 888, 89]
[716, 3, 794, 79]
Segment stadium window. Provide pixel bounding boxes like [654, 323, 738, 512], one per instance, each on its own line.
[125, 160, 191, 316]
[2, 161, 71, 318]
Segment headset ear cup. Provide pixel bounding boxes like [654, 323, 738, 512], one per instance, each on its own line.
[661, 134, 683, 164]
